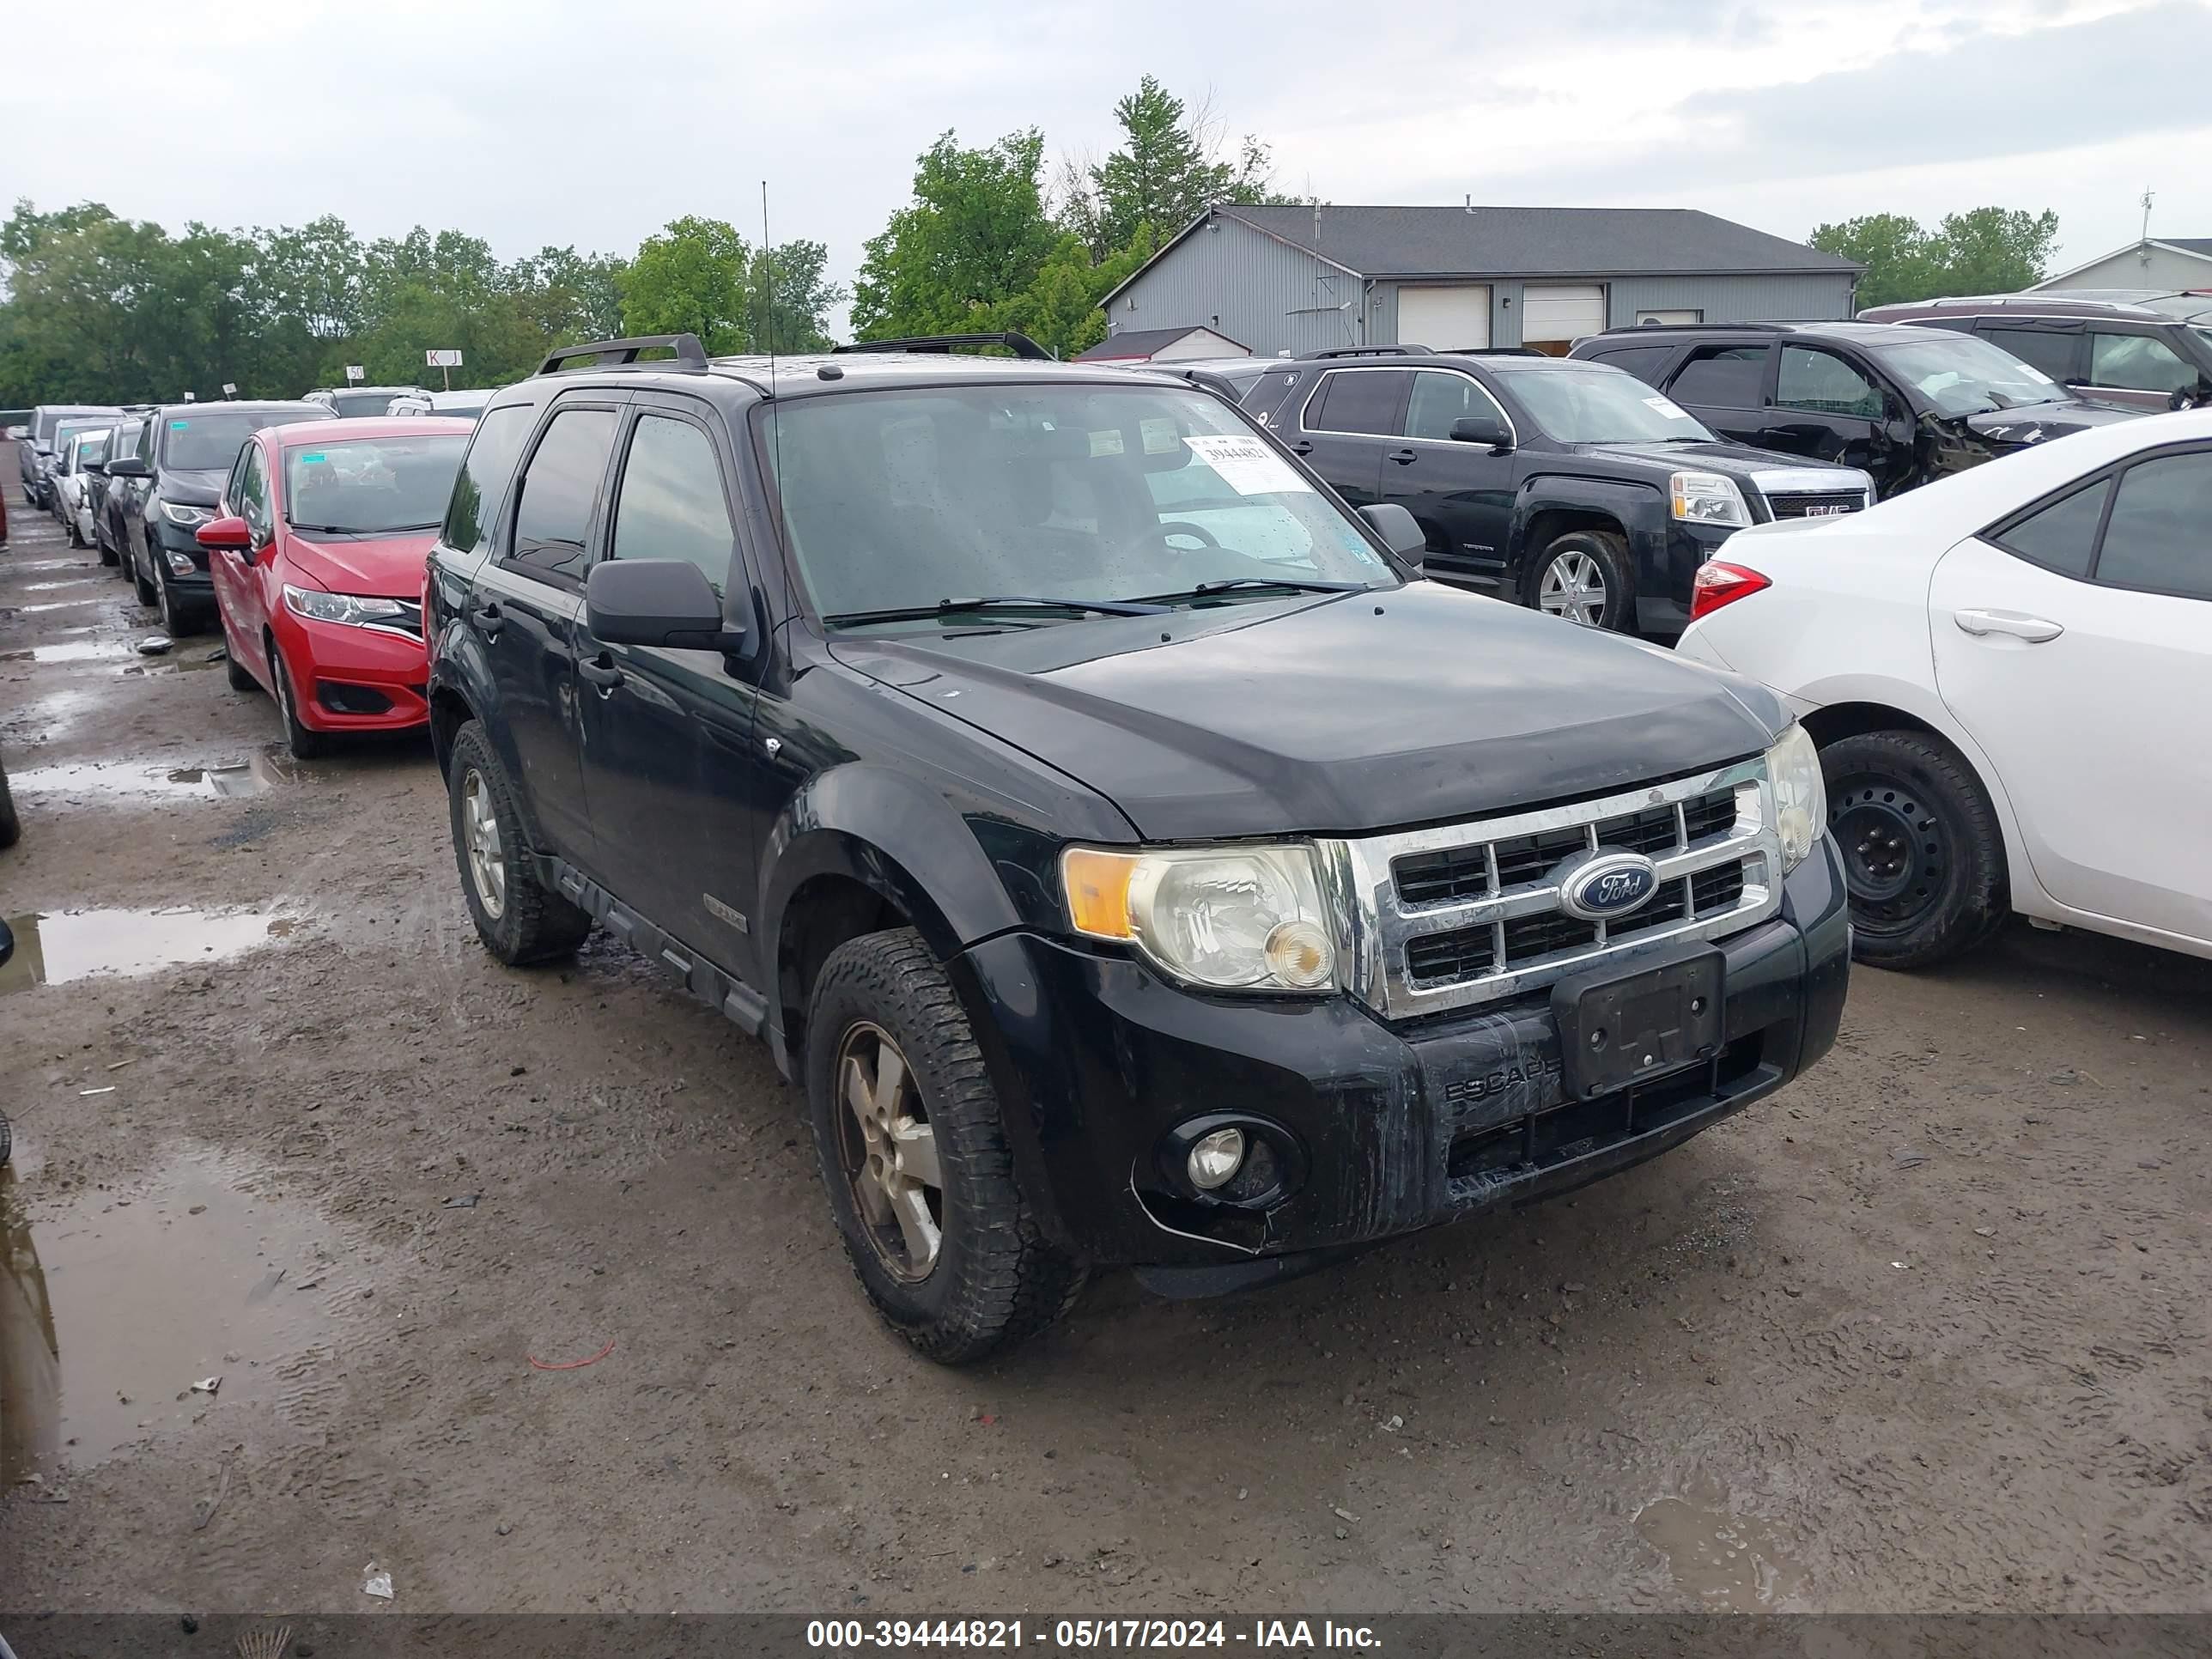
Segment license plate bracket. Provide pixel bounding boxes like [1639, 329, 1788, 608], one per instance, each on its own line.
[1550, 944, 1725, 1101]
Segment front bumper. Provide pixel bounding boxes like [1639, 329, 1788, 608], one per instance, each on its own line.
[955, 836, 1850, 1285]
[271, 609, 428, 732]
[1635, 521, 1737, 637]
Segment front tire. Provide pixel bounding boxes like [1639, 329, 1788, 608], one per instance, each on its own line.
[95, 521, 118, 566]
[0, 762, 19, 849]
[1822, 729, 2007, 969]
[65, 507, 84, 548]
[269, 643, 331, 760]
[806, 928, 1085, 1364]
[131, 546, 157, 605]
[223, 635, 258, 693]
[446, 720, 592, 966]
[1528, 529, 1635, 631]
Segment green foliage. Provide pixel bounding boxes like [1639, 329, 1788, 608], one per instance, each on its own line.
[1082, 77, 1292, 258]
[1813, 207, 2062, 310]
[619, 218, 847, 356]
[852, 131, 1060, 340]
[0, 198, 640, 404]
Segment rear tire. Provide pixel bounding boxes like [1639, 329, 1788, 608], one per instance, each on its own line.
[447, 720, 592, 966]
[1821, 729, 2007, 970]
[1527, 529, 1635, 632]
[0, 761, 19, 849]
[95, 522, 118, 566]
[132, 550, 157, 605]
[806, 928, 1085, 1364]
[223, 639, 258, 693]
[65, 509, 84, 548]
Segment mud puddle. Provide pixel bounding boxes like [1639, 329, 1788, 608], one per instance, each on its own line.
[0, 907, 299, 994]
[10, 752, 285, 803]
[25, 639, 135, 665]
[0, 1156, 343, 1485]
[1634, 1496, 1805, 1610]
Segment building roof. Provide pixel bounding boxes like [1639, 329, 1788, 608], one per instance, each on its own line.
[2164, 238, 2212, 257]
[1074, 325, 1245, 362]
[2033, 237, 2212, 289]
[1197, 204, 1856, 278]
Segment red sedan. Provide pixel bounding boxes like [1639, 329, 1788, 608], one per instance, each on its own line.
[199, 417, 471, 757]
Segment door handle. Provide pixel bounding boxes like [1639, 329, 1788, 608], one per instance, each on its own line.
[578, 653, 623, 690]
[465, 600, 503, 635]
[1954, 608, 2063, 643]
[1388, 448, 1418, 465]
[1287, 441, 1313, 456]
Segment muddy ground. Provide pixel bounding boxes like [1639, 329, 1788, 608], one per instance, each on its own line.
[2, 453, 2209, 1617]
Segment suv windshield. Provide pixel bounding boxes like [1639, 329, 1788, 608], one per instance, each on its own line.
[1506, 366, 1717, 444]
[52, 421, 112, 458]
[162, 410, 324, 470]
[283, 434, 469, 534]
[768, 384, 1394, 626]
[1869, 333, 2070, 413]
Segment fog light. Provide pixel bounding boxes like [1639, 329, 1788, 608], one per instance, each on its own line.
[1187, 1127, 1246, 1190]
[165, 551, 195, 576]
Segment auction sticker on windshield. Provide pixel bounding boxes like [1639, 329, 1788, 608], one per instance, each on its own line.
[1644, 395, 1692, 420]
[1182, 434, 1312, 495]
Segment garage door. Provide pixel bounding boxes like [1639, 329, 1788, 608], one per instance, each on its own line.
[1522, 283, 1607, 353]
[1396, 285, 1491, 350]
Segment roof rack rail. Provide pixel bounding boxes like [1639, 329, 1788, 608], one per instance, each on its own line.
[538, 333, 708, 376]
[1446, 345, 1545, 356]
[1297, 344, 1434, 360]
[832, 332, 1055, 361]
[1602, 320, 1797, 334]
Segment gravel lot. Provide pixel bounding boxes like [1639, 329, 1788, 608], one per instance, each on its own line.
[3, 446, 2209, 1616]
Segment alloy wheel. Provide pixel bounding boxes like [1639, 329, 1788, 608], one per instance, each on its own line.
[833, 1021, 945, 1282]
[460, 768, 507, 920]
[1539, 550, 1607, 626]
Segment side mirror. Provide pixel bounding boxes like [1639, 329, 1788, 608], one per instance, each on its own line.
[585, 559, 750, 653]
[105, 454, 149, 478]
[85, 459, 106, 475]
[197, 515, 252, 552]
[1449, 414, 1512, 451]
[2169, 386, 2200, 412]
[1359, 502, 1427, 564]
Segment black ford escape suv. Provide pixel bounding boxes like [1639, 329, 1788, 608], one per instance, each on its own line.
[1232, 346, 1871, 637]
[1571, 320, 2141, 498]
[426, 331, 1850, 1361]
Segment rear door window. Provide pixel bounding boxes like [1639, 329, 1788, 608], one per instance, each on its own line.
[607, 412, 738, 595]
[1304, 369, 1411, 435]
[1990, 477, 2110, 578]
[506, 405, 619, 586]
[2094, 452, 2212, 599]
[1980, 325, 2081, 384]
[1667, 345, 1768, 408]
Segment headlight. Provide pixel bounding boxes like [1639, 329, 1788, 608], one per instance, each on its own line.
[1765, 723, 1826, 872]
[1670, 471, 1749, 529]
[1061, 842, 1339, 993]
[160, 500, 213, 526]
[283, 584, 409, 629]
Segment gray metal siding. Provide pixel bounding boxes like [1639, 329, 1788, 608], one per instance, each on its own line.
[1108, 218, 1368, 358]
[2032, 246, 2212, 291]
[1604, 274, 1856, 326]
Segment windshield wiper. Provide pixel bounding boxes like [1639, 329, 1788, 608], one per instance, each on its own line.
[1133, 576, 1367, 605]
[823, 594, 1171, 628]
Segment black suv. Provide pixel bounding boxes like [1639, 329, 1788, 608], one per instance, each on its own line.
[111, 400, 326, 634]
[1571, 320, 2142, 498]
[426, 331, 1850, 1361]
[1232, 346, 1871, 636]
[1856, 292, 2212, 412]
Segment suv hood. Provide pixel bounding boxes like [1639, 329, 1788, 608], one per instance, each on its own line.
[1958, 402, 2139, 449]
[283, 529, 436, 599]
[829, 584, 1783, 841]
[156, 467, 228, 507]
[1572, 438, 1861, 484]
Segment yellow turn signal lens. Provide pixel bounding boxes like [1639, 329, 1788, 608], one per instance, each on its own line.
[1062, 848, 1139, 939]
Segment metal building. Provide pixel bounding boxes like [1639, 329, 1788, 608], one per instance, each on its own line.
[1098, 204, 1863, 358]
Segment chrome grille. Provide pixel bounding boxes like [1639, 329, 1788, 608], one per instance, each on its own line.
[1323, 758, 1781, 1020]
[1766, 490, 1868, 519]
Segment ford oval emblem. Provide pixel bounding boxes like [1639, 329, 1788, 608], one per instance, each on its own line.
[1558, 851, 1660, 921]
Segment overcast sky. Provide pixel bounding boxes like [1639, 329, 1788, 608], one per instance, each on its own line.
[4, 0, 2208, 333]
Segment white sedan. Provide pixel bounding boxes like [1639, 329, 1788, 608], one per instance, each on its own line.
[1675, 408, 2209, 969]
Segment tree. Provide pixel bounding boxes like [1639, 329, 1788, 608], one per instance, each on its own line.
[1066, 79, 1297, 259]
[851, 131, 1059, 340]
[1814, 207, 2061, 310]
[621, 216, 754, 352]
[510, 245, 629, 343]
[747, 238, 845, 355]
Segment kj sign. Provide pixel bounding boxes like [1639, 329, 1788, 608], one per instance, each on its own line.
[425, 349, 463, 368]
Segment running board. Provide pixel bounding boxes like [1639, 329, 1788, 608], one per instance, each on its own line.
[545, 856, 769, 1038]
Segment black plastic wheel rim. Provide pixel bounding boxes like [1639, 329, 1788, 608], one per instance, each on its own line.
[1830, 772, 1948, 929]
